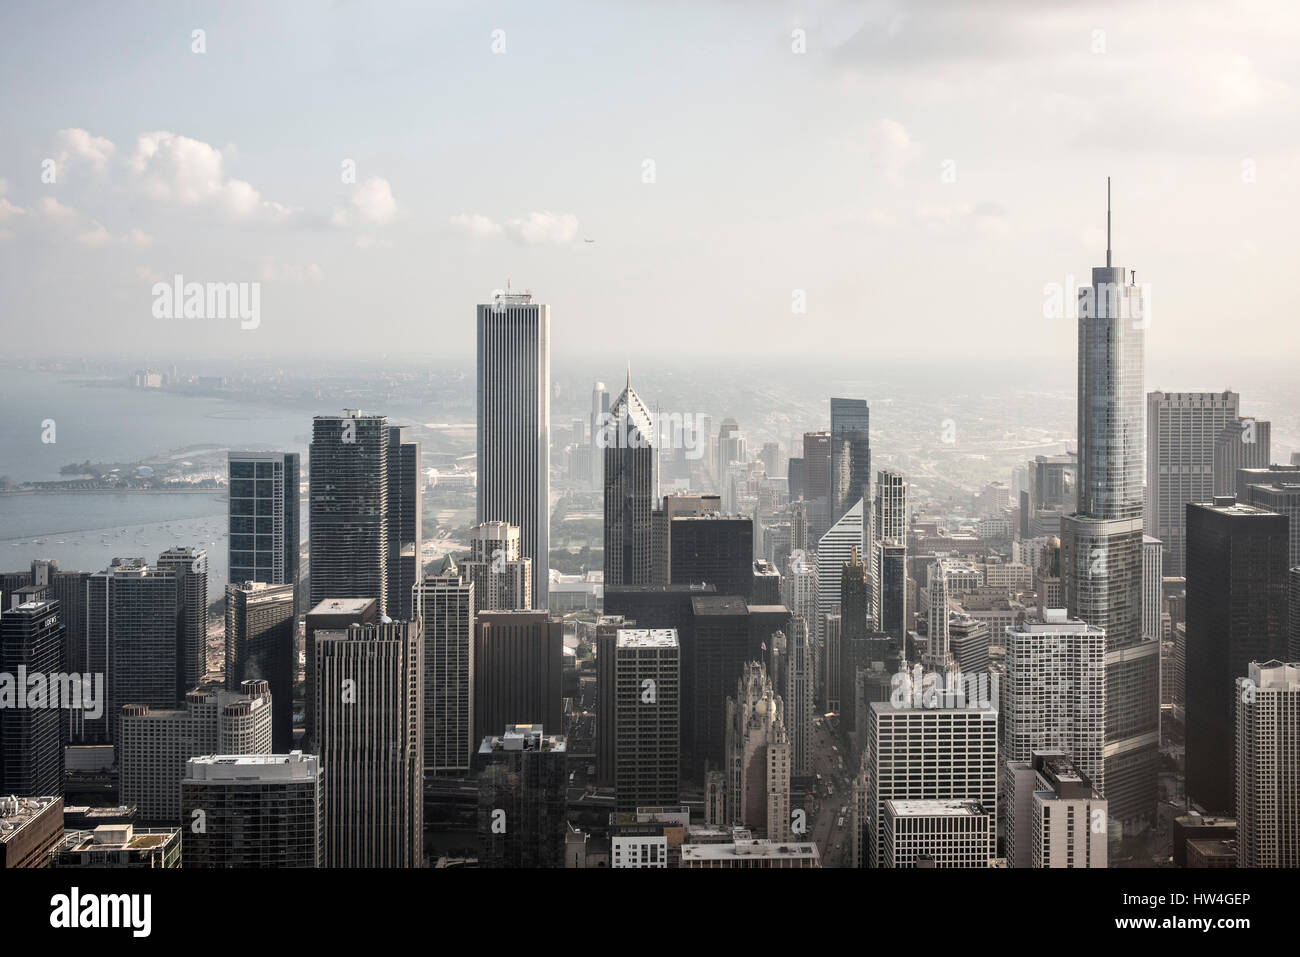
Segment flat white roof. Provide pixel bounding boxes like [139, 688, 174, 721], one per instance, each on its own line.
[616, 628, 679, 648]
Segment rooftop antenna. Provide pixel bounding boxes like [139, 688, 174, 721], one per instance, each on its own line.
[626, 360, 631, 393]
[1106, 177, 1111, 268]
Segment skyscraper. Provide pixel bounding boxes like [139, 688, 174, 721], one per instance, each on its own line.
[155, 546, 209, 698]
[309, 411, 391, 615]
[88, 558, 182, 744]
[614, 629, 680, 812]
[723, 660, 791, 841]
[228, 450, 301, 615]
[1059, 182, 1157, 832]
[603, 374, 657, 587]
[119, 680, 274, 824]
[181, 752, 324, 868]
[861, 700, 998, 868]
[386, 424, 423, 620]
[1236, 660, 1300, 867]
[477, 290, 550, 607]
[460, 522, 531, 610]
[413, 571, 475, 775]
[314, 618, 423, 867]
[1213, 417, 1270, 496]
[816, 498, 864, 671]
[830, 397, 870, 525]
[1145, 390, 1240, 577]
[473, 611, 564, 740]
[476, 724, 568, 868]
[1003, 610, 1107, 792]
[225, 581, 296, 752]
[1185, 498, 1289, 814]
[0, 600, 65, 797]
[302, 597, 378, 750]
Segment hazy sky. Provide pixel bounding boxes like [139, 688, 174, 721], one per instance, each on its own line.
[2, 0, 1298, 363]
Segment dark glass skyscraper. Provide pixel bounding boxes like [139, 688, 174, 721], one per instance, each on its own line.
[0, 599, 65, 797]
[603, 376, 656, 587]
[228, 451, 301, 615]
[225, 581, 296, 752]
[1185, 498, 1289, 814]
[830, 397, 870, 526]
[1060, 181, 1157, 832]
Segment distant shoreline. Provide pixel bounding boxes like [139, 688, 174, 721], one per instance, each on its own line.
[0, 488, 226, 496]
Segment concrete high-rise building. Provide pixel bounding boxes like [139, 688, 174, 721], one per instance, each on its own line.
[1145, 390, 1240, 577]
[1186, 499, 1289, 814]
[830, 397, 871, 526]
[1059, 184, 1157, 832]
[603, 376, 657, 588]
[1236, 660, 1300, 867]
[53, 824, 182, 868]
[802, 430, 831, 512]
[724, 661, 791, 841]
[881, 800, 992, 868]
[477, 724, 568, 868]
[862, 700, 998, 868]
[225, 581, 295, 752]
[87, 558, 182, 744]
[834, 548, 870, 713]
[314, 619, 423, 867]
[0, 600, 64, 797]
[1213, 418, 1270, 496]
[386, 425, 423, 620]
[309, 411, 390, 615]
[925, 561, 951, 668]
[474, 611, 564, 739]
[874, 469, 907, 625]
[303, 597, 377, 750]
[477, 291, 550, 606]
[119, 680, 273, 824]
[180, 752, 324, 867]
[155, 546, 209, 698]
[1006, 752, 1108, 868]
[1022, 453, 1077, 538]
[413, 572, 475, 775]
[460, 522, 531, 610]
[1003, 611, 1106, 791]
[614, 629, 680, 812]
[228, 451, 301, 615]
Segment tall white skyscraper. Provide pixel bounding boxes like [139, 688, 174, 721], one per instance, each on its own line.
[460, 522, 531, 611]
[1141, 535, 1163, 641]
[861, 700, 998, 868]
[816, 498, 864, 672]
[1003, 610, 1107, 792]
[477, 290, 550, 607]
[1236, 660, 1300, 868]
[1006, 752, 1108, 868]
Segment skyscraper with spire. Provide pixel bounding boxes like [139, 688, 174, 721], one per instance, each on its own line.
[1060, 179, 1157, 833]
[477, 289, 551, 607]
[603, 368, 657, 587]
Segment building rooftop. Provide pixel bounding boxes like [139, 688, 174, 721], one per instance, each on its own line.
[0, 796, 61, 844]
[616, 628, 678, 649]
[680, 839, 820, 861]
[59, 824, 179, 853]
[307, 597, 377, 616]
[184, 751, 321, 782]
[884, 799, 988, 818]
[479, 724, 567, 754]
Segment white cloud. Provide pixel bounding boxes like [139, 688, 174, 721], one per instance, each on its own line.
[76, 220, 116, 245]
[505, 210, 579, 245]
[351, 177, 398, 225]
[129, 130, 294, 221]
[38, 196, 77, 218]
[449, 212, 504, 239]
[53, 128, 116, 173]
[0, 179, 26, 222]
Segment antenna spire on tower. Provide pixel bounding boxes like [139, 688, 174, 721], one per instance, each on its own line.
[1106, 176, 1111, 268]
